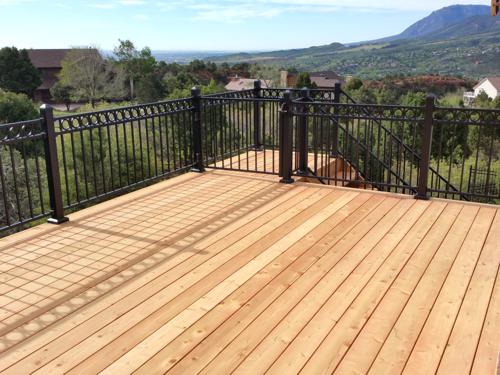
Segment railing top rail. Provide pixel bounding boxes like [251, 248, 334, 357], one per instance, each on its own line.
[53, 97, 193, 123]
[202, 89, 254, 98]
[0, 118, 45, 144]
[435, 105, 500, 114]
[0, 118, 42, 128]
[290, 99, 425, 112]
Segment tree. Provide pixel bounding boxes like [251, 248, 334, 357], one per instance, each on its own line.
[345, 77, 363, 92]
[50, 82, 73, 111]
[354, 86, 378, 104]
[0, 89, 38, 124]
[113, 40, 157, 100]
[474, 91, 492, 108]
[59, 48, 126, 107]
[295, 72, 317, 89]
[0, 89, 41, 157]
[135, 74, 164, 103]
[0, 47, 41, 97]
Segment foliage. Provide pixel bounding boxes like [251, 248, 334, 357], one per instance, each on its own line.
[0, 47, 41, 97]
[345, 78, 363, 91]
[113, 39, 159, 101]
[167, 80, 224, 99]
[0, 89, 38, 124]
[295, 72, 317, 89]
[212, 31, 500, 80]
[0, 145, 46, 229]
[59, 49, 126, 107]
[50, 82, 73, 111]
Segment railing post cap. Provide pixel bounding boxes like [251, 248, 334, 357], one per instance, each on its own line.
[300, 87, 309, 96]
[426, 94, 437, 101]
[40, 103, 53, 111]
[191, 87, 201, 97]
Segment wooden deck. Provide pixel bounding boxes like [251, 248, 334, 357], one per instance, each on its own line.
[0, 169, 498, 374]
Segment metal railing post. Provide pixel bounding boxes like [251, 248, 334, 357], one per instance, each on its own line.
[191, 87, 205, 173]
[331, 82, 342, 157]
[40, 104, 68, 224]
[415, 95, 435, 200]
[279, 90, 294, 184]
[253, 80, 263, 150]
[297, 87, 309, 175]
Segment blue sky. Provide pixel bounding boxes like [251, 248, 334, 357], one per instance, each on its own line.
[0, 0, 489, 51]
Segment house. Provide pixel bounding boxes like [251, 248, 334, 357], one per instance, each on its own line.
[280, 70, 344, 89]
[463, 77, 500, 105]
[26, 49, 72, 102]
[225, 77, 272, 91]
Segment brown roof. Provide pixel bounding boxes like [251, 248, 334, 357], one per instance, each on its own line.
[474, 77, 500, 91]
[295, 71, 344, 89]
[26, 49, 73, 68]
[310, 71, 343, 81]
[225, 78, 272, 91]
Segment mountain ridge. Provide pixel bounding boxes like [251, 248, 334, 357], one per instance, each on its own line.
[374, 4, 490, 43]
[208, 5, 500, 79]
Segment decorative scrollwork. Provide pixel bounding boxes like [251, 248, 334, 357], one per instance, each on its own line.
[434, 106, 500, 126]
[54, 99, 193, 134]
[0, 119, 44, 144]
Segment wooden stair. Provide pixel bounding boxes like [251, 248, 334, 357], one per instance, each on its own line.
[209, 149, 375, 190]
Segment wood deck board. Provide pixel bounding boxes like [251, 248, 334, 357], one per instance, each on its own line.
[0, 170, 497, 375]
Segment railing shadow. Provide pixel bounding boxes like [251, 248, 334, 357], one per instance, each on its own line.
[0, 171, 289, 352]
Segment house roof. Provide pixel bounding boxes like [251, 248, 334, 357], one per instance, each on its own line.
[305, 71, 344, 88]
[225, 78, 272, 91]
[26, 49, 73, 69]
[474, 77, 500, 91]
[309, 71, 343, 81]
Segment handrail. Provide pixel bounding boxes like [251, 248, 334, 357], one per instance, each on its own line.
[341, 90, 468, 200]
[313, 105, 416, 193]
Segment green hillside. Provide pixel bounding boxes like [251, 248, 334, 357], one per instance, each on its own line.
[209, 6, 500, 80]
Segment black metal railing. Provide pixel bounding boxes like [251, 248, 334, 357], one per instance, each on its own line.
[201, 82, 282, 174]
[0, 118, 51, 231]
[0, 97, 196, 235]
[1, 81, 499, 235]
[277, 88, 499, 204]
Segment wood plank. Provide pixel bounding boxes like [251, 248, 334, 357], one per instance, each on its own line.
[0, 174, 270, 335]
[437, 210, 500, 375]
[30, 189, 343, 373]
[367, 205, 480, 375]
[116, 194, 374, 375]
[235, 201, 427, 374]
[471, 264, 500, 375]
[330, 202, 463, 375]
[259, 200, 434, 374]
[196, 198, 404, 374]
[403, 207, 497, 374]
[98, 192, 360, 374]
[1, 183, 316, 373]
[166, 194, 387, 375]
[0, 177, 288, 356]
[0, 169, 496, 375]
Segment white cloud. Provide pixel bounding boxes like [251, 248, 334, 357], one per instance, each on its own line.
[180, 0, 488, 23]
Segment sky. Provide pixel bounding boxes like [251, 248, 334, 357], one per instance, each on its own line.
[0, 0, 489, 51]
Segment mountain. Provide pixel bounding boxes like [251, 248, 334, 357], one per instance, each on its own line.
[423, 15, 500, 40]
[380, 5, 490, 42]
[208, 5, 500, 79]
